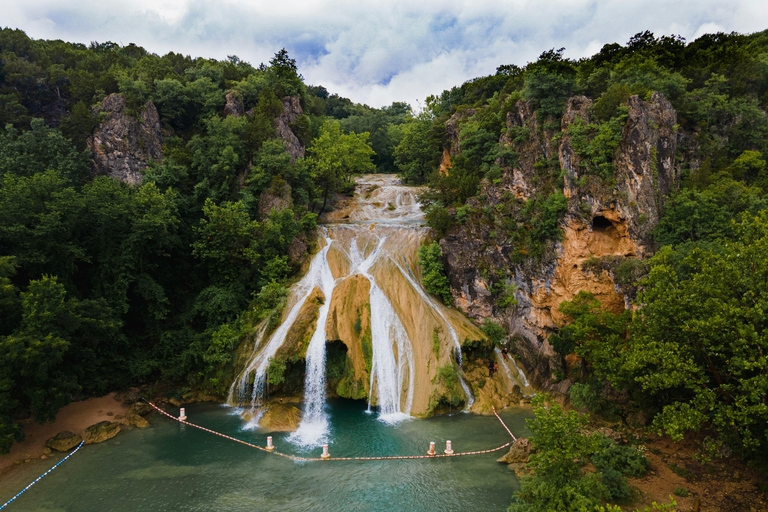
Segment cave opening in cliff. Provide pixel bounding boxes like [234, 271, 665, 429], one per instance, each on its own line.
[591, 215, 614, 232]
[588, 215, 622, 255]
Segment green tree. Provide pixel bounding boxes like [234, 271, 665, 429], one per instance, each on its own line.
[510, 394, 603, 512]
[418, 242, 453, 305]
[308, 120, 375, 212]
[0, 119, 91, 184]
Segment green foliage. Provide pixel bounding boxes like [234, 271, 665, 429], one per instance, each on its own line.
[395, 118, 443, 184]
[266, 356, 286, 386]
[577, 213, 768, 468]
[673, 487, 688, 497]
[308, 120, 376, 212]
[418, 242, 453, 305]
[569, 380, 619, 419]
[497, 282, 518, 308]
[0, 119, 91, 185]
[528, 191, 569, 257]
[523, 49, 580, 120]
[480, 320, 506, 347]
[512, 394, 651, 510]
[549, 292, 632, 381]
[567, 109, 627, 181]
[511, 394, 604, 512]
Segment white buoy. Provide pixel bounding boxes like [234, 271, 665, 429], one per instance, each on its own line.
[427, 441, 436, 456]
[179, 408, 187, 421]
[321, 444, 330, 459]
[266, 436, 275, 452]
[444, 440, 454, 455]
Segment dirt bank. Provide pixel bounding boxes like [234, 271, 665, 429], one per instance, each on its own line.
[0, 393, 129, 477]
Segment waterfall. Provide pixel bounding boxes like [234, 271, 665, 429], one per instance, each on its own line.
[229, 174, 530, 444]
[288, 237, 337, 446]
[350, 234, 415, 420]
[227, 230, 334, 414]
[494, 347, 534, 395]
[391, 257, 474, 411]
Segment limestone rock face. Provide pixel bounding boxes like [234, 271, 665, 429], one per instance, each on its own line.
[87, 94, 163, 185]
[83, 421, 121, 444]
[440, 94, 679, 394]
[275, 96, 305, 163]
[45, 431, 82, 452]
[258, 403, 302, 432]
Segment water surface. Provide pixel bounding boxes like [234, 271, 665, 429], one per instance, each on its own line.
[1, 400, 531, 511]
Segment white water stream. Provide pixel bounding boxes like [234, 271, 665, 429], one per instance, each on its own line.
[229, 175, 527, 446]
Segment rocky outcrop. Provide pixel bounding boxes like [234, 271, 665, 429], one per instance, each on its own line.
[497, 437, 533, 464]
[275, 96, 305, 163]
[258, 179, 293, 221]
[224, 90, 244, 117]
[258, 402, 301, 432]
[440, 93, 679, 393]
[45, 431, 82, 452]
[83, 421, 121, 444]
[87, 94, 163, 185]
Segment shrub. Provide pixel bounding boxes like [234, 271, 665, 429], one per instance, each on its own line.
[418, 242, 453, 305]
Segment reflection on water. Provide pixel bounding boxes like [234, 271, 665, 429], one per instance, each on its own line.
[1, 400, 532, 512]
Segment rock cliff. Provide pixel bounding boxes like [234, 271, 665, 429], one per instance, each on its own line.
[87, 94, 164, 185]
[440, 93, 679, 394]
[275, 96, 305, 163]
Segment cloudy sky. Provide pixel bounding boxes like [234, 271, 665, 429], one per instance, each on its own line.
[5, 1, 768, 108]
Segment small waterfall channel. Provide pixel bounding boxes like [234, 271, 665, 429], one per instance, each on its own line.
[229, 175, 516, 446]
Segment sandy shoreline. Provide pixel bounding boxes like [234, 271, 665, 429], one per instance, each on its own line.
[0, 393, 130, 477]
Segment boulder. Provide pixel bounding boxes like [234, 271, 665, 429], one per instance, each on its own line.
[497, 437, 533, 464]
[127, 413, 149, 429]
[45, 431, 82, 452]
[258, 403, 302, 432]
[83, 421, 121, 444]
[129, 402, 153, 416]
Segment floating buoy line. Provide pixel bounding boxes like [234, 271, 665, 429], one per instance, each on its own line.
[0, 440, 85, 510]
[145, 399, 517, 462]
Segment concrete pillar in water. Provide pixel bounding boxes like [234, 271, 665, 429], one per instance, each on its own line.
[179, 408, 187, 421]
[266, 436, 275, 452]
[427, 441, 436, 456]
[444, 440, 454, 455]
[321, 444, 330, 459]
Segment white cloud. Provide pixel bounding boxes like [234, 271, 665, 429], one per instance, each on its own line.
[3, 1, 768, 108]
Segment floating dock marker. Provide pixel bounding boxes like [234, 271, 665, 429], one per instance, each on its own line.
[179, 408, 187, 421]
[321, 445, 330, 459]
[427, 441, 436, 456]
[266, 436, 275, 452]
[444, 441, 454, 455]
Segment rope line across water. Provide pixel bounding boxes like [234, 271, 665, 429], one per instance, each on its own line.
[491, 406, 517, 442]
[0, 440, 85, 510]
[145, 399, 516, 461]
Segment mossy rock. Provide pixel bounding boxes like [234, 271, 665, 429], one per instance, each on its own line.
[258, 403, 302, 432]
[45, 431, 82, 452]
[83, 421, 121, 444]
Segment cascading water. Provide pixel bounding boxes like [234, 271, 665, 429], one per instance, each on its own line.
[494, 347, 534, 396]
[287, 233, 338, 446]
[229, 174, 530, 446]
[227, 230, 335, 413]
[391, 258, 474, 411]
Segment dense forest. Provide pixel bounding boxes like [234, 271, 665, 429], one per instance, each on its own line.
[2, 25, 768, 510]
